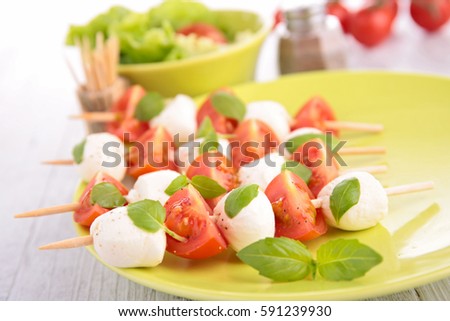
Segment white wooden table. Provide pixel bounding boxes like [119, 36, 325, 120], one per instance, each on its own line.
[1, 0, 449, 300]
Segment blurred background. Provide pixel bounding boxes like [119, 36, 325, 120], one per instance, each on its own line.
[1, 0, 449, 300]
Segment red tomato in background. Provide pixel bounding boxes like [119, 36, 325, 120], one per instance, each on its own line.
[74, 172, 129, 227]
[164, 185, 227, 259]
[230, 119, 280, 168]
[273, 8, 284, 30]
[186, 151, 239, 209]
[410, 0, 450, 32]
[292, 138, 340, 197]
[292, 96, 339, 136]
[177, 23, 228, 44]
[107, 85, 150, 143]
[327, 1, 352, 33]
[265, 170, 327, 242]
[350, 2, 395, 47]
[196, 88, 239, 135]
[127, 125, 178, 179]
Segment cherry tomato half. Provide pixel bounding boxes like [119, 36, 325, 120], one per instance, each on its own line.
[186, 151, 238, 209]
[128, 125, 178, 179]
[196, 88, 239, 135]
[230, 119, 280, 168]
[164, 185, 227, 259]
[107, 85, 150, 142]
[265, 170, 327, 242]
[74, 172, 129, 227]
[292, 96, 339, 136]
[292, 138, 340, 197]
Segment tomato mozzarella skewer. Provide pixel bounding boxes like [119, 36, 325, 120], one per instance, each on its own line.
[71, 85, 150, 142]
[39, 201, 172, 268]
[314, 172, 434, 231]
[292, 96, 384, 136]
[284, 127, 386, 157]
[14, 172, 128, 227]
[126, 170, 181, 205]
[213, 185, 275, 252]
[150, 94, 197, 143]
[176, 137, 231, 173]
[244, 101, 292, 141]
[238, 151, 387, 192]
[43, 132, 127, 182]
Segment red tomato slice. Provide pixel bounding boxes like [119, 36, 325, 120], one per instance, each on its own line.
[196, 88, 239, 134]
[164, 185, 227, 259]
[265, 170, 327, 241]
[74, 172, 129, 227]
[292, 96, 339, 136]
[106, 85, 149, 142]
[292, 138, 340, 197]
[186, 151, 238, 209]
[230, 119, 280, 168]
[177, 23, 228, 44]
[128, 125, 178, 179]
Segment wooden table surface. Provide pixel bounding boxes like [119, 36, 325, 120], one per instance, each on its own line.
[1, 0, 449, 301]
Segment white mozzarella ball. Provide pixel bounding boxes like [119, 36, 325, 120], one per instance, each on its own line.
[175, 138, 231, 173]
[238, 152, 286, 191]
[90, 206, 166, 268]
[77, 133, 126, 182]
[318, 172, 388, 231]
[245, 101, 292, 141]
[213, 188, 275, 252]
[283, 127, 323, 157]
[126, 170, 181, 205]
[150, 94, 197, 142]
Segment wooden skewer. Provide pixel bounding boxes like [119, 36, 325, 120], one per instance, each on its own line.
[384, 181, 434, 196]
[324, 121, 384, 133]
[340, 165, 388, 175]
[15, 203, 80, 218]
[311, 181, 434, 208]
[70, 111, 119, 122]
[339, 146, 386, 155]
[39, 235, 93, 250]
[42, 159, 74, 165]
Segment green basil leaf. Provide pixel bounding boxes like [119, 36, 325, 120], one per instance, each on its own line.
[224, 184, 259, 218]
[72, 139, 86, 164]
[282, 160, 312, 184]
[330, 177, 361, 223]
[286, 133, 338, 154]
[127, 199, 166, 233]
[164, 175, 189, 196]
[211, 92, 246, 121]
[196, 117, 215, 139]
[237, 237, 314, 282]
[134, 92, 165, 121]
[317, 239, 383, 281]
[191, 175, 226, 199]
[90, 182, 127, 209]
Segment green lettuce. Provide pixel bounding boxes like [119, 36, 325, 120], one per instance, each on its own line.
[65, 0, 224, 64]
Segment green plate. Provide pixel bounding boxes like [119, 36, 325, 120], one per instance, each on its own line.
[75, 71, 450, 300]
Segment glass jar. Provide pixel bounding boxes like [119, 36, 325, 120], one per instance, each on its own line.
[278, 1, 347, 74]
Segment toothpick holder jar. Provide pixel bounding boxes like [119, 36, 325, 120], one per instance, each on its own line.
[76, 77, 129, 133]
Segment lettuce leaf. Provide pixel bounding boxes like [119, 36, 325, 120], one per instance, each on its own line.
[66, 6, 131, 45]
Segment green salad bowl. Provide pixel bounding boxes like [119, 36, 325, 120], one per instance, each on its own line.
[118, 10, 270, 97]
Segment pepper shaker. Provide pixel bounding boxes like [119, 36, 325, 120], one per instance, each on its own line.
[278, 0, 347, 74]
